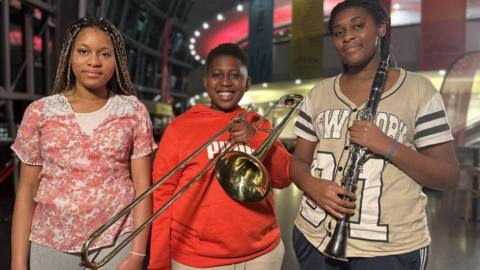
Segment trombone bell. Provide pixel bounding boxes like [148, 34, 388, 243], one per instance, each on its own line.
[215, 93, 304, 203]
[80, 95, 304, 268]
[215, 151, 270, 202]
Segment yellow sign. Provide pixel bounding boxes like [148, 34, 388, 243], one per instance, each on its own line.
[142, 100, 173, 116]
[290, 0, 324, 80]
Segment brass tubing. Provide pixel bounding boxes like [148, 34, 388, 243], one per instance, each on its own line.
[80, 106, 255, 269]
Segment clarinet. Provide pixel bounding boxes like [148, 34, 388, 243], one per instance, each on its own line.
[323, 37, 390, 261]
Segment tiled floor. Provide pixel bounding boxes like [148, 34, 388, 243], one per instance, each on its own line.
[2, 179, 480, 269]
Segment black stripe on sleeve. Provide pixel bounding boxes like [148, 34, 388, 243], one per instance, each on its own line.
[295, 121, 317, 138]
[298, 110, 312, 123]
[415, 110, 446, 127]
[414, 124, 450, 140]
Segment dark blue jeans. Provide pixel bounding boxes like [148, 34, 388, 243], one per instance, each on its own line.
[292, 226, 429, 270]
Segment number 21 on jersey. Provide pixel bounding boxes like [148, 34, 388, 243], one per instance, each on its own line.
[300, 151, 389, 242]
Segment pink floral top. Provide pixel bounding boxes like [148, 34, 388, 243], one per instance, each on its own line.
[11, 93, 157, 252]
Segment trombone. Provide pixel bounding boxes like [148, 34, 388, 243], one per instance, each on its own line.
[80, 94, 303, 269]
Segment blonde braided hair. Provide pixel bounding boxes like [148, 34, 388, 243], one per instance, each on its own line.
[51, 17, 134, 95]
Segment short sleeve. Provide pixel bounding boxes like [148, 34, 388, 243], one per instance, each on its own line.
[130, 101, 157, 159]
[294, 95, 319, 142]
[11, 101, 44, 166]
[414, 91, 454, 148]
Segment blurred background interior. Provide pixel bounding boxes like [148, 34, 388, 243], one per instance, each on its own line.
[1, 0, 480, 269]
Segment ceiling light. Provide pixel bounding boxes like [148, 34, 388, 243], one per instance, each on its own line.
[217, 14, 224, 21]
[194, 30, 201, 37]
[195, 55, 200, 61]
[262, 82, 268, 88]
[202, 22, 209, 29]
[295, 79, 302, 85]
[438, 69, 447, 76]
[393, 3, 401, 10]
[236, 4, 244, 12]
[189, 44, 194, 50]
[201, 59, 206, 65]
[190, 50, 196, 56]
[190, 37, 196, 44]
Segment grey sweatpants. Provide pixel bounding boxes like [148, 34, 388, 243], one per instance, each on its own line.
[30, 234, 133, 270]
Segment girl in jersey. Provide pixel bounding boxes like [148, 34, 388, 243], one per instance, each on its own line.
[11, 17, 156, 270]
[290, 1, 459, 269]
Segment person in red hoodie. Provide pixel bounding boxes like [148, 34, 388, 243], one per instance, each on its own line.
[148, 43, 292, 270]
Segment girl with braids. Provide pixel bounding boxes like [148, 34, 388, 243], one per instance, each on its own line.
[290, 1, 458, 269]
[11, 17, 156, 270]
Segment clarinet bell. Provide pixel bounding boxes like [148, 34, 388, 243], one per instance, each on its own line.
[323, 219, 349, 262]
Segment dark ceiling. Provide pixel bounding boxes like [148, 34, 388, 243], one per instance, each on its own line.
[184, 0, 247, 33]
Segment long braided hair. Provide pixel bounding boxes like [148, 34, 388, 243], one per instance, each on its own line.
[51, 17, 134, 95]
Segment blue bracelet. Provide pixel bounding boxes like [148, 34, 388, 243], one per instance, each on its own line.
[385, 141, 399, 161]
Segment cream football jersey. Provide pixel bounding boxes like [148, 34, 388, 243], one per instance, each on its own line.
[294, 68, 453, 257]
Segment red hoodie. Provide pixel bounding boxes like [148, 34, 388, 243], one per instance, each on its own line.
[148, 105, 291, 269]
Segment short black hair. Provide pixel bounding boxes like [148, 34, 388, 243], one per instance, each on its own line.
[328, 0, 389, 35]
[206, 43, 248, 69]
